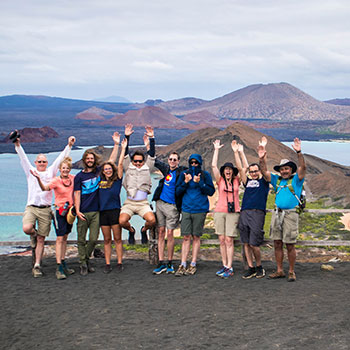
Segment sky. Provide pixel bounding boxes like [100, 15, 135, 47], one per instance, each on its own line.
[0, 0, 349, 102]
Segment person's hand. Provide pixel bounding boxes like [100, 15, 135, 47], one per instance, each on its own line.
[238, 143, 244, 152]
[14, 139, 20, 147]
[30, 169, 40, 178]
[259, 136, 268, 148]
[121, 138, 128, 149]
[257, 145, 266, 159]
[193, 174, 201, 183]
[184, 173, 192, 183]
[145, 125, 154, 138]
[213, 139, 224, 150]
[68, 136, 76, 147]
[76, 211, 86, 221]
[112, 131, 120, 145]
[124, 124, 134, 137]
[143, 134, 150, 148]
[292, 137, 301, 152]
[231, 140, 239, 152]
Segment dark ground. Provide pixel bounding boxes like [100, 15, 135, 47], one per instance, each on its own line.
[0, 256, 349, 350]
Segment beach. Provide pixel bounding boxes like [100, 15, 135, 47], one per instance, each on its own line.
[1, 251, 350, 350]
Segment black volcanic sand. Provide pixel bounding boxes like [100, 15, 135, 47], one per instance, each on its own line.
[1, 256, 349, 350]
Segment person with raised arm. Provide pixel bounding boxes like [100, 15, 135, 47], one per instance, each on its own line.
[99, 138, 127, 274]
[14, 135, 75, 278]
[259, 137, 306, 282]
[211, 139, 241, 279]
[31, 156, 76, 280]
[74, 132, 120, 276]
[234, 137, 270, 279]
[119, 125, 156, 245]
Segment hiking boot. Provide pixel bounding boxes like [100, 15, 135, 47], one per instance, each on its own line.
[128, 227, 136, 245]
[268, 270, 286, 279]
[242, 267, 257, 279]
[186, 265, 197, 275]
[175, 265, 187, 277]
[166, 264, 175, 274]
[93, 248, 105, 258]
[103, 264, 112, 274]
[287, 271, 296, 282]
[153, 263, 167, 275]
[62, 260, 75, 275]
[56, 265, 67, 280]
[256, 265, 266, 279]
[116, 263, 124, 272]
[80, 263, 88, 276]
[141, 227, 148, 244]
[216, 266, 226, 277]
[32, 266, 43, 278]
[221, 268, 234, 279]
[87, 260, 95, 273]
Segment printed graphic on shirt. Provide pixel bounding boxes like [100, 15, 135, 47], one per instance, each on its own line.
[164, 173, 173, 185]
[99, 180, 112, 189]
[81, 176, 100, 195]
[246, 180, 260, 188]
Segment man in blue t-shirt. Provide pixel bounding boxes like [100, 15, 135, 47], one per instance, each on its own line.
[259, 137, 306, 282]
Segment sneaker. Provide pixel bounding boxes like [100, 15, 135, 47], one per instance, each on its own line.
[103, 264, 112, 274]
[186, 265, 197, 275]
[141, 227, 148, 244]
[216, 266, 227, 277]
[153, 263, 167, 275]
[116, 263, 124, 272]
[242, 267, 257, 279]
[56, 265, 67, 280]
[256, 265, 266, 279]
[62, 260, 75, 275]
[221, 268, 234, 279]
[80, 263, 88, 276]
[268, 270, 286, 279]
[32, 266, 43, 278]
[175, 265, 187, 277]
[128, 227, 136, 245]
[87, 260, 95, 273]
[287, 271, 296, 282]
[166, 264, 175, 274]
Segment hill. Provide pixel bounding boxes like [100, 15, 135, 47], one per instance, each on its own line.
[324, 98, 350, 106]
[1, 126, 58, 143]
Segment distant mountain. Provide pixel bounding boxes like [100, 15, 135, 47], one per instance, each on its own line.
[328, 117, 350, 134]
[75, 107, 119, 121]
[93, 95, 132, 103]
[159, 83, 350, 121]
[324, 98, 350, 106]
[1, 126, 58, 143]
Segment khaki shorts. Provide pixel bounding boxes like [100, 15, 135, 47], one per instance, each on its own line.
[214, 212, 240, 237]
[120, 199, 152, 218]
[23, 205, 53, 237]
[156, 200, 180, 230]
[270, 209, 299, 244]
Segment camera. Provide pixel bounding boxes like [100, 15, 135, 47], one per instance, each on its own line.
[227, 201, 235, 213]
[9, 130, 20, 143]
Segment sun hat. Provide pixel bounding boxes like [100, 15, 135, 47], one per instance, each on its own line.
[273, 159, 297, 174]
[220, 162, 238, 177]
[66, 206, 76, 225]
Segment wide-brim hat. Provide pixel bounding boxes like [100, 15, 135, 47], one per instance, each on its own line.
[220, 162, 238, 177]
[273, 159, 297, 174]
[66, 206, 76, 225]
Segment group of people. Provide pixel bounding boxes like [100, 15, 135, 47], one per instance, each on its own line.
[15, 125, 306, 282]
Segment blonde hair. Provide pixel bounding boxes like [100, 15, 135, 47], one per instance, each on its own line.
[60, 156, 72, 170]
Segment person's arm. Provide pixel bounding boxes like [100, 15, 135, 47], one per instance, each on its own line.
[14, 139, 32, 177]
[144, 125, 155, 157]
[292, 137, 306, 180]
[30, 170, 50, 191]
[258, 144, 271, 182]
[232, 140, 247, 184]
[117, 138, 127, 179]
[49, 136, 76, 175]
[108, 132, 120, 163]
[176, 172, 191, 196]
[154, 158, 168, 175]
[211, 139, 222, 183]
[74, 190, 86, 221]
[124, 124, 134, 156]
[238, 143, 249, 169]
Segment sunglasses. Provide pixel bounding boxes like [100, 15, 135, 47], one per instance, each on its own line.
[249, 170, 259, 174]
[36, 160, 47, 164]
[133, 159, 144, 164]
[168, 158, 178, 162]
[190, 160, 199, 165]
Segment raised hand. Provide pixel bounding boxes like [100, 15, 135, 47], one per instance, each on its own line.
[292, 137, 301, 152]
[112, 131, 120, 145]
[238, 143, 244, 152]
[143, 134, 150, 148]
[124, 124, 134, 137]
[145, 125, 154, 138]
[30, 169, 40, 178]
[213, 139, 224, 150]
[68, 136, 76, 147]
[121, 138, 128, 149]
[257, 145, 266, 159]
[193, 174, 201, 183]
[259, 136, 268, 148]
[184, 173, 192, 183]
[231, 140, 239, 152]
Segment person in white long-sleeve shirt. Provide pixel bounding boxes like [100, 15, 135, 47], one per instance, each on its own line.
[15, 136, 75, 277]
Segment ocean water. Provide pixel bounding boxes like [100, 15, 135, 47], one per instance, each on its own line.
[0, 141, 348, 253]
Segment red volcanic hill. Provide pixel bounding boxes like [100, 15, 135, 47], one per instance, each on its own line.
[2, 126, 59, 143]
[75, 107, 117, 121]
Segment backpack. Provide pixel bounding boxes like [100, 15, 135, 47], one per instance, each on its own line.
[275, 175, 306, 213]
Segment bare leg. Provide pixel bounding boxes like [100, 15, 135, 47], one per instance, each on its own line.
[274, 240, 284, 272]
[181, 235, 191, 264]
[23, 224, 36, 235]
[35, 235, 45, 265]
[191, 235, 201, 264]
[225, 236, 234, 269]
[251, 245, 262, 266]
[286, 243, 296, 273]
[112, 224, 123, 264]
[55, 236, 64, 264]
[62, 234, 68, 261]
[219, 234, 227, 266]
[119, 213, 133, 232]
[142, 211, 156, 232]
[101, 225, 112, 265]
[166, 229, 175, 261]
[158, 226, 166, 261]
[244, 243, 254, 267]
